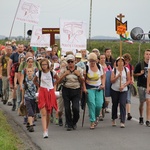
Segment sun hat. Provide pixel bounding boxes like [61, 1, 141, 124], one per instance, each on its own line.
[46, 47, 52, 51]
[75, 53, 82, 58]
[88, 52, 98, 60]
[26, 56, 34, 62]
[66, 54, 75, 61]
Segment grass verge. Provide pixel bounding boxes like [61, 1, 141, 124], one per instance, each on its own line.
[0, 110, 24, 150]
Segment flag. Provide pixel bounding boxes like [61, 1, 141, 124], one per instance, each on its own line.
[15, 0, 40, 25]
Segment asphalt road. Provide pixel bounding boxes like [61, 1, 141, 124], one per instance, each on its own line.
[0, 96, 149, 150]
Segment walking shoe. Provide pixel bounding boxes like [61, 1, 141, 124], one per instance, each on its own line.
[7, 102, 12, 106]
[66, 126, 72, 131]
[28, 125, 34, 132]
[55, 118, 59, 125]
[73, 124, 77, 130]
[59, 118, 63, 126]
[127, 113, 132, 120]
[120, 123, 125, 128]
[99, 116, 104, 121]
[26, 123, 30, 130]
[43, 131, 48, 138]
[112, 120, 117, 127]
[3, 100, 7, 105]
[145, 121, 150, 127]
[139, 117, 144, 125]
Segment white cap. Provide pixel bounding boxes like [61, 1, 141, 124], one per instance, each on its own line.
[46, 47, 52, 51]
[75, 53, 82, 58]
[66, 54, 75, 61]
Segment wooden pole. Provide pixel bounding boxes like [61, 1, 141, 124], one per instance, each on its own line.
[9, 0, 21, 40]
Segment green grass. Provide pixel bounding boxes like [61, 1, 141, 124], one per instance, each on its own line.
[0, 110, 24, 150]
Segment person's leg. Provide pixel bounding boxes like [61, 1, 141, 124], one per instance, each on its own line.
[40, 107, 48, 137]
[71, 89, 80, 128]
[146, 97, 150, 127]
[2, 77, 7, 104]
[138, 86, 146, 124]
[95, 90, 104, 124]
[12, 89, 17, 111]
[126, 86, 132, 120]
[62, 87, 72, 130]
[119, 91, 127, 127]
[111, 90, 119, 122]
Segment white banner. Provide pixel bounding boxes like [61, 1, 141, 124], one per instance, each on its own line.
[60, 19, 87, 51]
[16, 0, 40, 25]
[30, 26, 50, 47]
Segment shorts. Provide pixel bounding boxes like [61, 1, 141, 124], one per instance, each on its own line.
[146, 93, 150, 99]
[137, 86, 146, 102]
[57, 91, 64, 112]
[25, 98, 36, 117]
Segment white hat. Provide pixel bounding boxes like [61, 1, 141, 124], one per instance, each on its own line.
[75, 53, 82, 58]
[46, 47, 52, 51]
[66, 54, 75, 61]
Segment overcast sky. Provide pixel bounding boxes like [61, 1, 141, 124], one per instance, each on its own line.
[0, 0, 150, 38]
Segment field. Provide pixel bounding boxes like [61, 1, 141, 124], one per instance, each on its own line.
[0, 110, 24, 150]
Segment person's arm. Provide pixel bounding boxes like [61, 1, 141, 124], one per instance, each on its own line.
[111, 68, 121, 83]
[14, 72, 18, 90]
[7, 58, 12, 79]
[33, 75, 39, 89]
[57, 70, 70, 84]
[0, 62, 2, 79]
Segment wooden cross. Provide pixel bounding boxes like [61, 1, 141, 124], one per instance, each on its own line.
[42, 28, 60, 46]
[117, 13, 125, 22]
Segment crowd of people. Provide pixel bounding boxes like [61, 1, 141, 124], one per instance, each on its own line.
[0, 40, 150, 139]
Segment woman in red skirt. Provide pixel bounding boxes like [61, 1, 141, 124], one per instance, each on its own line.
[33, 58, 59, 138]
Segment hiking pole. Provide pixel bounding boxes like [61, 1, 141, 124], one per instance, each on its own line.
[82, 92, 87, 127]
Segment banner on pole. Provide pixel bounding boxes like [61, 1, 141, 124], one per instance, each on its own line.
[16, 0, 40, 25]
[30, 26, 50, 47]
[60, 19, 87, 51]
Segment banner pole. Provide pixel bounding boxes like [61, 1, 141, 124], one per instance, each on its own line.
[9, 0, 21, 40]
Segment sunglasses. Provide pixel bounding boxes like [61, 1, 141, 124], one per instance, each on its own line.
[67, 60, 74, 63]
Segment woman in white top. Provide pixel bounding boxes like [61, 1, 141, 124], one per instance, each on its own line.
[33, 58, 59, 138]
[111, 57, 130, 128]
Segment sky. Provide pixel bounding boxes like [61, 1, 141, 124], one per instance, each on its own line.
[0, 0, 150, 38]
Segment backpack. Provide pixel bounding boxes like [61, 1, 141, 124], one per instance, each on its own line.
[9, 63, 20, 86]
[86, 63, 101, 73]
[114, 67, 127, 76]
[38, 70, 54, 86]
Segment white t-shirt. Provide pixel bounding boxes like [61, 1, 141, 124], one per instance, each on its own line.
[111, 67, 129, 92]
[148, 59, 150, 69]
[36, 71, 56, 90]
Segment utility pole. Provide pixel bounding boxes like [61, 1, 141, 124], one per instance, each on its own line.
[88, 0, 92, 50]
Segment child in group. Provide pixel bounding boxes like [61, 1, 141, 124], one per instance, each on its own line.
[33, 58, 59, 138]
[22, 67, 37, 132]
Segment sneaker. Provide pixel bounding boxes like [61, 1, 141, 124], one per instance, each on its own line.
[127, 113, 132, 120]
[73, 124, 77, 130]
[43, 131, 48, 138]
[139, 117, 144, 125]
[55, 118, 59, 125]
[28, 125, 34, 132]
[26, 123, 30, 130]
[120, 123, 125, 128]
[59, 118, 63, 126]
[145, 121, 150, 127]
[66, 126, 72, 131]
[7, 102, 12, 106]
[112, 120, 117, 127]
[3, 100, 7, 105]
